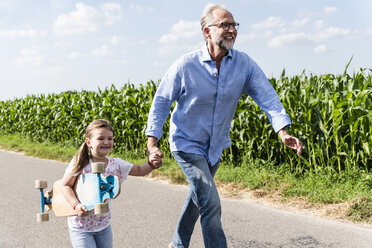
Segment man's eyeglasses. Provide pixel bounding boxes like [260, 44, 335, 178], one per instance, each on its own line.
[208, 22, 239, 31]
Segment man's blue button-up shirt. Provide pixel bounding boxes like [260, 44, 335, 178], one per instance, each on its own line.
[146, 46, 291, 165]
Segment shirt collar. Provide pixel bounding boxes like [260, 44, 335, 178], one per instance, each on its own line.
[201, 43, 234, 62]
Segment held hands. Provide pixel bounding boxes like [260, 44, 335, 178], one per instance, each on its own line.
[278, 129, 303, 155]
[147, 136, 164, 168]
[147, 146, 164, 168]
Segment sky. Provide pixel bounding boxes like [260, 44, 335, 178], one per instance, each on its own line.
[0, 0, 371, 101]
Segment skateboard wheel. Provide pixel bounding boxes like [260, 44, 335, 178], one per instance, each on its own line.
[92, 162, 105, 174]
[94, 203, 109, 214]
[37, 213, 49, 222]
[35, 180, 47, 189]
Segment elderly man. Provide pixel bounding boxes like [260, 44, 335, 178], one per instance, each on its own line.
[146, 3, 303, 248]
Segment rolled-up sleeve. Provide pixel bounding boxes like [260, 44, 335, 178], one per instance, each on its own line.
[145, 59, 182, 140]
[245, 59, 291, 133]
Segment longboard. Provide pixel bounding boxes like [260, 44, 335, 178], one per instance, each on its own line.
[35, 162, 120, 222]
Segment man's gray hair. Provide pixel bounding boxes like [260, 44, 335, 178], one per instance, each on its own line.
[200, 3, 227, 39]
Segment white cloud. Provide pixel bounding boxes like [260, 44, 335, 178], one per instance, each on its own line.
[22, 48, 41, 56]
[237, 31, 272, 42]
[314, 44, 328, 54]
[153, 61, 165, 68]
[313, 20, 325, 30]
[91, 45, 109, 57]
[110, 35, 125, 45]
[14, 49, 45, 67]
[159, 20, 200, 44]
[263, 10, 352, 52]
[314, 27, 351, 42]
[268, 32, 313, 48]
[101, 3, 122, 25]
[36, 65, 64, 75]
[268, 24, 351, 49]
[53, 3, 122, 35]
[0, 29, 47, 38]
[68, 45, 109, 59]
[130, 3, 144, 14]
[291, 18, 309, 28]
[297, 8, 317, 19]
[251, 17, 285, 30]
[158, 44, 185, 55]
[130, 3, 155, 14]
[14, 48, 64, 75]
[297, 7, 338, 19]
[105, 59, 127, 65]
[158, 42, 203, 55]
[68, 51, 86, 59]
[323, 6, 339, 14]
[48, 0, 72, 10]
[365, 27, 372, 35]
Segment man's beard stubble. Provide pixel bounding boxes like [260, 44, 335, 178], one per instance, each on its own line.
[213, 33, 235, 51]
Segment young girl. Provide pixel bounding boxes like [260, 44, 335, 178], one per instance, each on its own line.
[61, 119, 160, 248]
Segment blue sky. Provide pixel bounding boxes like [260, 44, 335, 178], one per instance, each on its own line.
[0, 0, 371, 101]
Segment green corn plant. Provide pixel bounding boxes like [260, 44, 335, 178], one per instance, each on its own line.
[0, 70, 370, 173]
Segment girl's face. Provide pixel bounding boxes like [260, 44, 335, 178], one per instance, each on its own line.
[86, 128, 114, 158]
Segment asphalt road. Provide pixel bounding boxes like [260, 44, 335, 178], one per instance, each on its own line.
[1, 149, 371, 248]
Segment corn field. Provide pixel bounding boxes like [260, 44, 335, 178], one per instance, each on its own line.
[0, 82, 163, 154]
[0, 70, 371, 172]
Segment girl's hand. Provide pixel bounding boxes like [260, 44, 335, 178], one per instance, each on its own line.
[147, 136, 163, 168]
[148, 150, 163, 168]
[75, 203, 89, 217]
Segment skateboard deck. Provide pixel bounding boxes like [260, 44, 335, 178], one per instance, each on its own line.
[36, 169, 120, 221]
[75, 173, 120, 211]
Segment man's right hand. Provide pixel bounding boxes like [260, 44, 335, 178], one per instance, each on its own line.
[147, 136, 164, 168]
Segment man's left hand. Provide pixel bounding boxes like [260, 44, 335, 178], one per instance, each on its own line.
[278, 129, 303, 155]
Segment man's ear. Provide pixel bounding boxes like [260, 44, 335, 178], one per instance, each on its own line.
[203, 27, 210, 39]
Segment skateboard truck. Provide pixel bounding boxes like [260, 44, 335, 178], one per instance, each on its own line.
[99, 175, 115, 196]
[35, 180, 50, 222]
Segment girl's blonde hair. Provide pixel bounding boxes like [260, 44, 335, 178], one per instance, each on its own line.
[72, 119, 114, 173]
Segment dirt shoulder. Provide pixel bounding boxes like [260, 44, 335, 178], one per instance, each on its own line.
[146, 174, 371, 227]
[216, 182, 372, 228]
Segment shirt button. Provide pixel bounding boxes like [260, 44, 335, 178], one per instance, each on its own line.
[213, 74, 217, 77]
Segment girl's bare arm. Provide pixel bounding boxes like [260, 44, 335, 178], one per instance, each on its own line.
[61, 172, 88, 216]
[129, 162, 156, 176]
